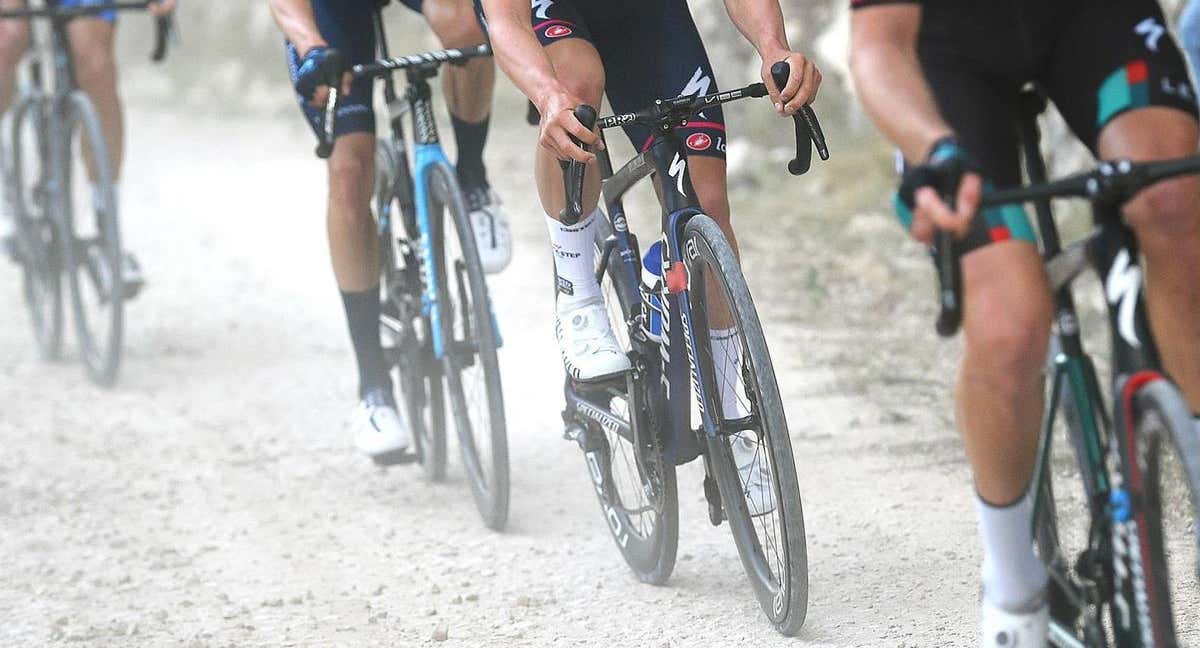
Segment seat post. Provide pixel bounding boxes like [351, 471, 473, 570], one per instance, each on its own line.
[1016, 86, 1064, 258]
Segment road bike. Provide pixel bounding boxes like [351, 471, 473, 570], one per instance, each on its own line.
[557, 62, 828, 635]
[314, 21, 509, 530]
[933, 88, 1200, 647]
[2, 1, 171, 386]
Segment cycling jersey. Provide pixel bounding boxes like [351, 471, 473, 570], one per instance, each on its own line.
[285, 0, 425, 139]
[853, 0, 1198, 251]
[476, 0, 728, 160]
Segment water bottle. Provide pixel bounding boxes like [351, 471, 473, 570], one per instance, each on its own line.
[641, 240, 666, 343]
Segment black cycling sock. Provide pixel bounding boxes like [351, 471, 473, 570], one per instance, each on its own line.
[340, 286, 392, 402]
[451, 114, 490, 191]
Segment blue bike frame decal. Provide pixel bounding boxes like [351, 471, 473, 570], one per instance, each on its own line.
[414, 143, 451, 359]
[662, 207, 715, 441]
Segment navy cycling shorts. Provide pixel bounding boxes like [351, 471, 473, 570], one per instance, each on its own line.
[54, 0, 116, 23]
[477, 0, 728, 160]
[285, 0, 425, 140]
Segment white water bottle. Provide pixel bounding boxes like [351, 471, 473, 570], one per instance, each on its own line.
[641, 240, 666, 343]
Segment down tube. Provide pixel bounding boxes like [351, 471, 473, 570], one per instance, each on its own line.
[414, 143, 451, 358]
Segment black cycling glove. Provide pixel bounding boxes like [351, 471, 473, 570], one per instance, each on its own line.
[897, 136, 978, 209]
[293, 47, 346, 103]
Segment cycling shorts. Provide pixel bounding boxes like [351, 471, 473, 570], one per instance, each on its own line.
[854, 0, 1199, 251]
[55, 0, 116, 23]
[477, 0, 728, 160]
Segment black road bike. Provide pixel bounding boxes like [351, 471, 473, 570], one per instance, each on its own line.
[313, 18, 509, 530]
[557, 63, 828, 635]
[933, 88, 1200, 647]
[2, 1, 171, 386]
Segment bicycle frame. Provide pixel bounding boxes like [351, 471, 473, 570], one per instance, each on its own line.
[581, 126, 721, 464]
[368, 12, 499, 361]
[1014, 91, 1168, 648]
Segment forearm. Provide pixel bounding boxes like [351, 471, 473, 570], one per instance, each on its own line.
[850, 41, 950, 161]
[268, 0, 325, 54]
[480, 0, 565, 111]
[722, 0, 790, 57]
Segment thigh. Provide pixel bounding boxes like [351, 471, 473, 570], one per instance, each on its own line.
[591, 0, 727, 160]
[64, 11, 116, 63]
[284, 0, 377, 139]
[1042, 0, 1199, 154]
[420, 0, 485, 48]
[913, 43, 1036, 251]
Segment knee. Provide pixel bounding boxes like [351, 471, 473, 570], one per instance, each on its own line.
[327, 146, 373, 210]
[561, 73, 604, 112]
[962, 280, 1052, 393]
[1125, 178, 1200, 256]
[426, 4, 484, 48]
[0, 23, 29, 69]
[72, 44, 116, 89]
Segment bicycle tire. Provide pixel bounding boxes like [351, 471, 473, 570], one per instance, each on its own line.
[63, 92, 122, 386]
[9, 94, 62, 360]
[427, 161, 509, 530]
[377, 139, 446, 480]
[682, 214, 808, 635]
[1111, 376, 1200, 646]
[585, 215, 679, 585]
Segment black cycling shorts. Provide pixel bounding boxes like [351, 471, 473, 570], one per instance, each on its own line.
[856, 0, 1199, 251]
[285, 0, 425, 139]
[477, 0, 728, 159]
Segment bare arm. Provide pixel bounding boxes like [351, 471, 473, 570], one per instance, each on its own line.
[722, 0, 821, 114]
[849, 4, 950, 161]
[850, 4, 978, 243]
[268, 0, 326, 54]
[479, 0, 598, 162]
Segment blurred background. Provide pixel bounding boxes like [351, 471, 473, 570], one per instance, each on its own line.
[0, 1, 1190, 645]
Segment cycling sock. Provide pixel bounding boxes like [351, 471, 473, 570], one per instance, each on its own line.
[90, 181, 119, 213]
[451, 114, 490, 191]
[547, 209, 601, 305]
[976, 491, 1048, 612]
[340, 286, 393, 401]
[709, 327, 749, 419]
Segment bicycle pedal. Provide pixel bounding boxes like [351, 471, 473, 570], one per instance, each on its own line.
[371, 448, 419, 467]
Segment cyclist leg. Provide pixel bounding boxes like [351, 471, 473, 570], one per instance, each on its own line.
[65, 10, 121, 180]
[913, 44, 1053, 618]
[1043, 0, 1200, 412]
[0, 0, 30, 111]
[416, 0, 511, 272]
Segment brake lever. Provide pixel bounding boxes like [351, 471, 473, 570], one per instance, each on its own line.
[150, 14, 172, 63]
[559, 105, 597, 224]
[316, 86, 339, 159]
[768, 62, 830, 176]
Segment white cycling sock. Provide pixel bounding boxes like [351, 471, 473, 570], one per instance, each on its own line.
[710, 327, 749, 419]
[976, 492, 1048, 612]
[90, 181, 120, 213]
[546, 209, 601, 306]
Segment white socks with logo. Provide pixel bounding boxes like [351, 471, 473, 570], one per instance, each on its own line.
[710, 326, 749, 419]
[976, 492, 1049, 612]
[546, 210, 601, 307]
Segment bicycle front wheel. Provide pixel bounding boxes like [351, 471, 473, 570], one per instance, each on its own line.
[1112, 376, 1200, 646]
[427, 162, 509, 530]
[683, 215, 808, 636]
[64, 92, 122, 386]
[9, 94, 62, 360]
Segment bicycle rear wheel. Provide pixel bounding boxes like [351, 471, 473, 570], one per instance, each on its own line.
[63, 92, 122, 386]
[377, 139, 446, 479]
[583, 215, 678, 585]
[1112, 376, 1200, 646]
[427, 161, 509, 530]
[9, 94, 62, 360]
[683, 214, 808, 636]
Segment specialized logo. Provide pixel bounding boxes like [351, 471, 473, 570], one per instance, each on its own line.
[544, 24, 572, 38]
[686, 133, 712, 151]
[1135, 17, 1166, 52]
[667, 153, 688, 196]
[1106, 434, 1153, 641]
[1105, 249, 1143, 348]
[682, 67, 713, 118]
[532, 0, 554, 20]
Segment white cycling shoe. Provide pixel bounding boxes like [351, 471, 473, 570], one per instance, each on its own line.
[352, 389, 411, 464]
[465, 187, 512, 274]
[981, 597, 1048, 648]
[732, 433, 776, 516]
[556, 296, 631, 381]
